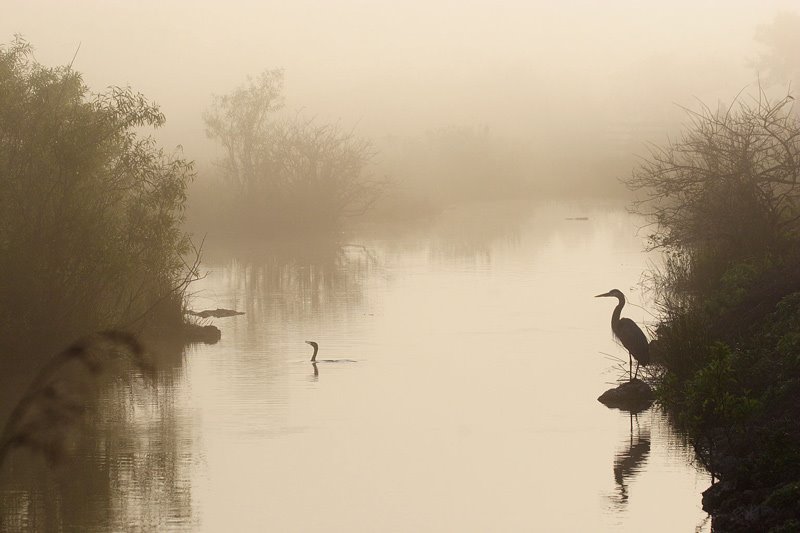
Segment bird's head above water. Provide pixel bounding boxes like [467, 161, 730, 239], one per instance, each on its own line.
[595, 289, 625, 301]
[305, 341, 319, 362]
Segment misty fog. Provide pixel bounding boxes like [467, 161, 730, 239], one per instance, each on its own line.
[3, 2, 800, 531]
[6, 0, 797, 197]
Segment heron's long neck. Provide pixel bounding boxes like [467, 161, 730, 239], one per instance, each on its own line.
[612, 296, 625, 328]
[310, 345, 318, 362]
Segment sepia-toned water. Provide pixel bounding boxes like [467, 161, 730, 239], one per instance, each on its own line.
[0, 201, 711, 532]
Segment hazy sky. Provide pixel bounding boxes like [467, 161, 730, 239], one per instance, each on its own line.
[3, 1, 797, 165]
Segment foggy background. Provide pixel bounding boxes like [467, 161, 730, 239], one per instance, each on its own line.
[4, 3, 800, 531]
[5, 0, 798, 198]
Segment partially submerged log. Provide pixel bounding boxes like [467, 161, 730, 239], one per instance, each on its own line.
[187, 308, 244, 319]
[598, 379, 655, 411]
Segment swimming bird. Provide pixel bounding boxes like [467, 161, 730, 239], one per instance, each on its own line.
[306, 341, 319, 362]
[595, 289, 649, 380]
[304, 341, 356, 364]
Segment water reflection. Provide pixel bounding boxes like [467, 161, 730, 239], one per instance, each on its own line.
[0, 202, 712, 532]
[609, 412, 651, 510]
[0, 365, 191, 531]
[365, 200, 536, 269]
[425, 201, 525, 263]
[0, 332, 152, 467]
[199, 235, 378, 325]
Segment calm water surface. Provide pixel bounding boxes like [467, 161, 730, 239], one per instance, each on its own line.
[0, 201, 711, 531]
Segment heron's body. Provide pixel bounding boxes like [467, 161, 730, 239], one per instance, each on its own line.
[597, 289, 649, 380]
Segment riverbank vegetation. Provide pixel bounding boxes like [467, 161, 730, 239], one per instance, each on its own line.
[0, 38, 197, 377]
[630, 91, 800, 530]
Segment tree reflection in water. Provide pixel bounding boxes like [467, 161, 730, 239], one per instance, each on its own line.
[0, 336, 191, 531]
[0, 235, 379, 530]
[202, 235, 378, 327]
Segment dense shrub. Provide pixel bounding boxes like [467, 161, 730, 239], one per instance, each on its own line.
[0, 38, 195, 366]
[629, 92, 800, 258]
[629, 91, 800, 528]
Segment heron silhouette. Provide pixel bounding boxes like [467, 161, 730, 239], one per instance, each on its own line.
[596, 289, 649, 380]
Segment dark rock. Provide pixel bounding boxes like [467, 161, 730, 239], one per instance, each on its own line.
[598, 379, 655, 412]
[183, 323, 221, 344]
[705, 480, 800, 532]
[703, 480, 737, 512]
[187, 308, 245, 319]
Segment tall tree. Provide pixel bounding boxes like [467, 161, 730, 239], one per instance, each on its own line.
[203, 70, 383, 231]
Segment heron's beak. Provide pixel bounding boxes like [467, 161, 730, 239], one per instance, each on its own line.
[305, 341, 312, 345]
[595, 292, 612, 298]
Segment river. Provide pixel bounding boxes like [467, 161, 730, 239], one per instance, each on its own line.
[0, 200, 711, 531]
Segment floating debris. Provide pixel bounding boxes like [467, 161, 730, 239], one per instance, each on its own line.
[187, 308, 244, 318]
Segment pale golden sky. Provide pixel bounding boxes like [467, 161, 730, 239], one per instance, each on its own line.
[3, 1, 796, 164]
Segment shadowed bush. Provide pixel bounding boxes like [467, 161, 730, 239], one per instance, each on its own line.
[0, 38, 196, 372]
[202, 70, 385, 234]
[629, 90, 800, 530]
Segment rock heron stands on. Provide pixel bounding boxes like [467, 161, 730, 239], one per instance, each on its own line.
[596, 289, 650, 380]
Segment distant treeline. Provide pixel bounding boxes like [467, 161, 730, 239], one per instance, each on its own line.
[0, 38, 196, 373]
[190, 70, 386, 235]
[187, 69, 632, 236]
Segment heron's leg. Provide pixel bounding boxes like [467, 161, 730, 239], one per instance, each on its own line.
[629, 353, 632, 380]
[633, 360, 640, 380]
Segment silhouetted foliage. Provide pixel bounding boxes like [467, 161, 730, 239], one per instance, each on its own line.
[0, 38, 196, 365]
[630, 91, 800, 530]
[629, 92, 800, 261]
[203, 70, 384, 232]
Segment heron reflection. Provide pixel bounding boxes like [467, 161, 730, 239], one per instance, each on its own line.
[610, 412, 651, 509]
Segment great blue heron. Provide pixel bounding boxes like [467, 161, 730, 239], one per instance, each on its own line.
[596, 289, 649, 380]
